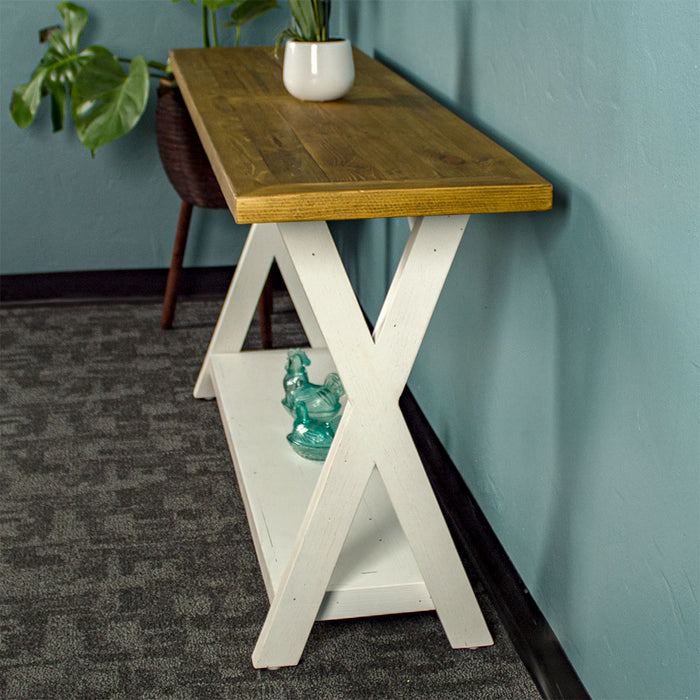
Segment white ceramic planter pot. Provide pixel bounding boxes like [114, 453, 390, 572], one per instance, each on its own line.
[283, 39, 355, 102]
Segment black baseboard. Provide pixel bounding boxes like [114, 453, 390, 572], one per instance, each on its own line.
[400, 389, 589, 700]
[0, 265, 290, 305]
[0, 267, 235, 304]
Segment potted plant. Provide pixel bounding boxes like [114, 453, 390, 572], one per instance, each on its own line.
[276, 0, 354, 102]
[10, 0, 279, 333]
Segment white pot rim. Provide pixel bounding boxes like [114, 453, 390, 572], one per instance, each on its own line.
[285, 38, 350, 44]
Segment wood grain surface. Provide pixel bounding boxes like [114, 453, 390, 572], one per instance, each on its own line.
[170, 47, 552, 223]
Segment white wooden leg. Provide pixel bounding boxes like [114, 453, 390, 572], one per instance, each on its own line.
[252, 403, 375, 668]
[373, 409, 493, 648]
[374, 215, 468, 388]
[251, 216, 492, 668]
[194, 222, 323, 399]
[271, 223, 324, 349]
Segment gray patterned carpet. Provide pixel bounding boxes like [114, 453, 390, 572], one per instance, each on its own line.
[0, 294, 541, 699]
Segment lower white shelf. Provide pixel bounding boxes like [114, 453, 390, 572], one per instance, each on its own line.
[210, 348, 434, 621]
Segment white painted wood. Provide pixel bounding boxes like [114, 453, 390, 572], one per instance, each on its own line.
[195, 223, 276, 398]
[210, 350, 432, 614]
[373, 215, 470, 393]
[373, 408, 493, 649]
[275, 222, 378, 402]
[270, 223, 324, 349]
[248, 223, 388, 667]
[249, 218, 491, 667]
[194, 222, 324, 399]
[251, 400, 378, 668]
[375, 216, 491, 648]
[196, 215, 492, 668]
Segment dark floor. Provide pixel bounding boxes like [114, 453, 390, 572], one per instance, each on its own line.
[0, 296, 541, 699]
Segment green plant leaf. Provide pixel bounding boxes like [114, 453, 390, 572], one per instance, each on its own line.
[203, 0, 238, 9]
[71, 51, 149, 156]
[54, 2, 88, 53]
[288, 0, 316, 41]
[320, 0, 330, 40]
[10, 72, 46, 128]
[171, 0, 237, 9]
[9, 2, 92, 129]
[49, 84, 68, 131]
[274, 26, 296, 57]
[228, 0, 278, 26]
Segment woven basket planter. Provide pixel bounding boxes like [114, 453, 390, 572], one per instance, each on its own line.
[155, 80, 227, 210]
[154, 80, 272, 345]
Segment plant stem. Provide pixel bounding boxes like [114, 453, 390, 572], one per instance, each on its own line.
[211, 8, 219, 48]
[147, 59, 170, 72]
[323, 0, 330, 40]
[118, 57, 170, 78]
[202, 6, 210, 48]
[312, 0, 322, 41]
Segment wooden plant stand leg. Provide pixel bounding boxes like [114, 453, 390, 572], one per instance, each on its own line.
[251, 216, 493, 669]
[161, 200, 193, 330]
[161, 203, 276, 345]
[194, 222, 323, 399]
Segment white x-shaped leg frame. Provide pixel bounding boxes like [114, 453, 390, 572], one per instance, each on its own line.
[195, 215, 493, 668]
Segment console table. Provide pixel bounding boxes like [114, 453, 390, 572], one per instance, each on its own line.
[170, 46, 552, 669]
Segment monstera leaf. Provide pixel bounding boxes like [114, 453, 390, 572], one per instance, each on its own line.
[10, 2, 93, 131]
[10, 2, 152, 155]
[11, 0, 278, 153]
[71, 50, 149, 156]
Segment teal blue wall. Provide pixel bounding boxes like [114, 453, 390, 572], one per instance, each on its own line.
[2, 1, 699, 699]
[0, 0, 287, 274]
[336, 2, 700, 699]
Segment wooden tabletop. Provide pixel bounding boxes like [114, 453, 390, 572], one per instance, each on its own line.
[170, 47, 552, 224]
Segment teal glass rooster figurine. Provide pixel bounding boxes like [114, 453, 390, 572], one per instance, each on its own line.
[282, 348, 311, 412]
[282, 349, 344, 422]
[287, 402, 338, 461]
[282, 349, 345, 461]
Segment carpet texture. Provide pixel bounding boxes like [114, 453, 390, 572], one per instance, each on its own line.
[0, 295, 541, 699]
